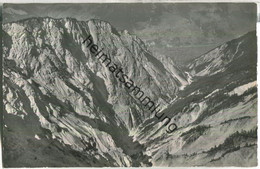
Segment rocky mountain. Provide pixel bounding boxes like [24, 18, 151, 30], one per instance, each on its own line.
[134, 31, 257, 166]
[2, 17, 188, 167]
[3, 3, 257, 64]
[2, 17, 257, 167]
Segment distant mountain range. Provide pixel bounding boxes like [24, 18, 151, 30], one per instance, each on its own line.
[3, 3, 256, 63]
[2, 17, 257, 167]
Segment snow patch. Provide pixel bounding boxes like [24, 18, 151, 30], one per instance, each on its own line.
[228, 81, 256, 96]
[35, 134, 41, 140]
[205, 89, 220, 99]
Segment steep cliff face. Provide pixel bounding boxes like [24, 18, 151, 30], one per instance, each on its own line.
[3, 17, 188, 167]
[3, 17, 257, 167]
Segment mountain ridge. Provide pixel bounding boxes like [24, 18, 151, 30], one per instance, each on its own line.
[3, 17, 257, 167]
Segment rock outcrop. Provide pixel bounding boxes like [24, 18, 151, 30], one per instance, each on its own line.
[2, 17, 257, 167]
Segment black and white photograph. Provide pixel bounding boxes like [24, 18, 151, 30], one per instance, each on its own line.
[1, 2, 258, 167]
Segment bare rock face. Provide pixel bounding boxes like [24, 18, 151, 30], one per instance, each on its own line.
[3, 17, 257, 167]
[134, 31, 257, 167]
[3, 17, 188, 167]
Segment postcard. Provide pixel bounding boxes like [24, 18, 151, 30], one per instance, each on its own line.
[1, 2, 258, 167]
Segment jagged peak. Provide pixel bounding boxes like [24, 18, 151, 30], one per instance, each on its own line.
[4, 16, 142, 38]
[5, 16, 115, 29]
